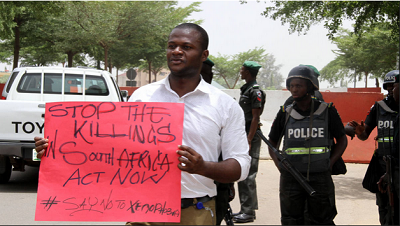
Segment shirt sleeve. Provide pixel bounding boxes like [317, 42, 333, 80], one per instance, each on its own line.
[268, 108, 286, 143]
[250, 88, 263, 109]
[364, 103, 378, 129]
[328, 104, 346, 139]
[220, 101, 251, 182]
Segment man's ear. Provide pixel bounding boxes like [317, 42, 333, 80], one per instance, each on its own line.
[201, 50, 209, 62]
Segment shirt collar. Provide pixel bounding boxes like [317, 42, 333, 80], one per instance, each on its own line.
[162, 74, 212, 97]
[240, 80, 257, 92]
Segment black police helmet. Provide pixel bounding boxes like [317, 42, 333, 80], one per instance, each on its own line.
[286, 65, 319, 91]
[383, 70, 399, 90]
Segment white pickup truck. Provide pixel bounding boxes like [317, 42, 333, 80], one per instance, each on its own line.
[0, 66, 128, 183]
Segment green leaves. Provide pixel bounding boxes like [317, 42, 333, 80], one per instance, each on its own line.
[261, 1, 399, 41]
[320, 24, 399, 87]
[260, 1, 399, 88]
[211, 47, 283, 89]
[0, 1, 201, 75]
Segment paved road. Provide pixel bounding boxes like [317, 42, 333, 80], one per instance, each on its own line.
[229, 160, 380, 225]
[0, 166, 119, 225]
[0, 160, 379, 225]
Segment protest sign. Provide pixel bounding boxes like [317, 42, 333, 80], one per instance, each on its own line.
[35, 102, 184, 222]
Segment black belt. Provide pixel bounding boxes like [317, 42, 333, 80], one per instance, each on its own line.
[181, 196, 213, 209]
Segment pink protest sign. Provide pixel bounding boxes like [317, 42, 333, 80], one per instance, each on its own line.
[35, 102, 184, 222]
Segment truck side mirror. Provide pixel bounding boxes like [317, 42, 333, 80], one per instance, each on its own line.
[120, 90, 128, 102]
[121, 90, 128, 97]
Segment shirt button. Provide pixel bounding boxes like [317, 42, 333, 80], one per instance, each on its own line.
[178, 98, 184, 103]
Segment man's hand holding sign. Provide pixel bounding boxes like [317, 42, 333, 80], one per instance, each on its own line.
[34, 102, 184, 222]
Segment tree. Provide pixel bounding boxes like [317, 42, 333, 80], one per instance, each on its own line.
[257, 54, 284, 90]
[19, 43, 65, 66]
[319, 57, 353, 87]
[121, 1, 202, 83]
[138, 53, 168, 83]
[38, 1, 95, 68]
[258, 1, 399, 41]
[79, 1, 200, 79]
[0, 1, 202, 74]
[211, 47, 268, 89]
[64, 1, 126, 70]
[320, 24, 399, 88]
[0, 1, 62, 69]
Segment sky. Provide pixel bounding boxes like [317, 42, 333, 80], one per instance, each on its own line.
[0, 1, 384, 90]
[179, 0, 381, 90]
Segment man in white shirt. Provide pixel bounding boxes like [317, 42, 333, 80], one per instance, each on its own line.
[35, 23, 250, 225]
[127, 23, 251, 225]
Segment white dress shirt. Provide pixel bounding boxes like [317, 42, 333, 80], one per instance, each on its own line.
[128, 75, 250, 198]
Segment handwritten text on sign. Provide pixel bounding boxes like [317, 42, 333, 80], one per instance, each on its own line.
[35, 102, 184, 222]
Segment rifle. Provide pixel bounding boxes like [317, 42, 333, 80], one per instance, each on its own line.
[223, 203, 234, 225]
[256, 130, 316, 196]
[383, 155, 395, 224]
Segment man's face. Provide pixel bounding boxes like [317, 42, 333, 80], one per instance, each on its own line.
[167, 28, 208, 77]
[289, 78, 308, 101]
[240, 66, 248, 80]
[386, 83, 394, 96]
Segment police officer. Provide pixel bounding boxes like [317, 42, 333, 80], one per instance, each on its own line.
[202, 57, 236, 225]
[388, 76, 399, 225]
[233, 61, 265, 223]
[268, 65, 347, 225]
[345, 70, 399, 225]
[284, 64, 324, 106]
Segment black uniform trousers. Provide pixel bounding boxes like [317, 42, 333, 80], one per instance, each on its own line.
[238, 134, 261, 215]
[376, 158, 399, 225]
[279, 170, 337, 225]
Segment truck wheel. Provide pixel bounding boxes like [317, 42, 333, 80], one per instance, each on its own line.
[0, 156, 12, 184]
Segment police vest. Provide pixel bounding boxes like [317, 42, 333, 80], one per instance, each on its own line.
[375, 100, 398, 156]
[282, 102, 333, 173]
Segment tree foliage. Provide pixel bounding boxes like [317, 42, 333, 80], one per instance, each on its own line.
[0, 1, 201, 83]
[259, 1, 399, 41]
[210, 47, 266, 89]
[320, 24, 399, 88]
[138, 53, 168, 83]
[210, 47, 283, 89]
[122, 1, 201, 81]
[0, 1, 62, 69]
[257, 54, 284, 90]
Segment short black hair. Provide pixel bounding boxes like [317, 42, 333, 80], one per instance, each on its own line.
[172, 23, 209, 51]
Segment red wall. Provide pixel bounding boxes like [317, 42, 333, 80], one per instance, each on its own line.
[322, 91, 384, 163]
[322, 91, 383, 122]
[348, 87, 381, 93]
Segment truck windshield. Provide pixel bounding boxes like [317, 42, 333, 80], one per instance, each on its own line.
[17, 72, 109, 96]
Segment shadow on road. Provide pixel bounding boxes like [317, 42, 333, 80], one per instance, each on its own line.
[333, 175, 375, 201]
[0, 166, 39, 193]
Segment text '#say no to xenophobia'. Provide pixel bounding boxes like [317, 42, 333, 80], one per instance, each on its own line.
[40, 190, 180, 217]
